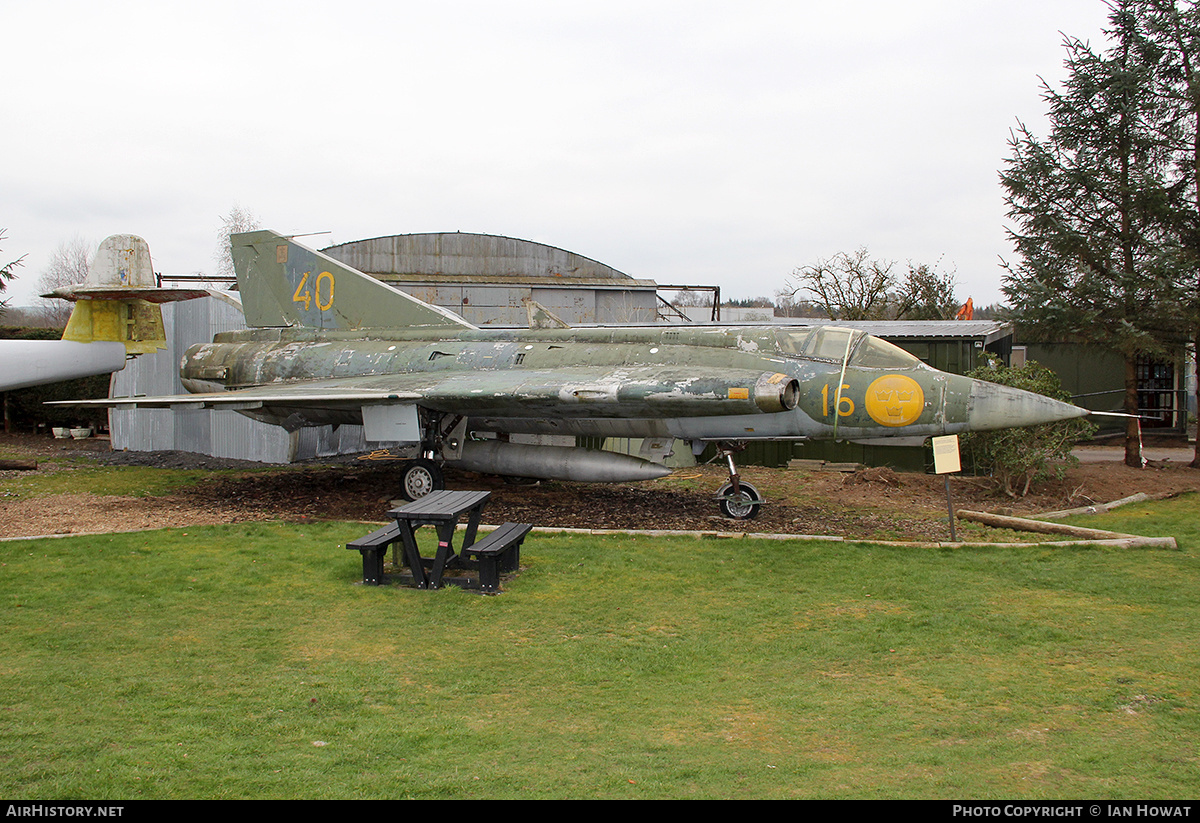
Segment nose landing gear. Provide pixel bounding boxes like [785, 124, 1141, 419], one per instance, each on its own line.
[713, 442, 762, 520]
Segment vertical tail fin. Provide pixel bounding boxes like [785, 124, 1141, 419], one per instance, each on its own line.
[50, 234, 207, 354]
[231, 230, 475, 331]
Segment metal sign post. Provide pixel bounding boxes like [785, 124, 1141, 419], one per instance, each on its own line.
[931, 435, 962, 542]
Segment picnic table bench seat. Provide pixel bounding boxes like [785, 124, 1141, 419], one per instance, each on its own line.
[460, 522, 532, 593]
[346, 521, 403, 585]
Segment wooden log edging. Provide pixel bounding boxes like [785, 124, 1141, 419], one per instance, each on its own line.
[524, 525, 1179, 549]
[1034, 493, 1149, 520]
[1, 520, 1176, 550]
[956, 509, 1178, 549]
[956, 509, 1127, 540]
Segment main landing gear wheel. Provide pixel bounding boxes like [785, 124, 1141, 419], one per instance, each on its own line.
[716, 480, 762, 520]
[399, 458, 444, 501]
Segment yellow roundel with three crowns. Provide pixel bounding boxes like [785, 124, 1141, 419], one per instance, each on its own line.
[864, 375, 925, 427]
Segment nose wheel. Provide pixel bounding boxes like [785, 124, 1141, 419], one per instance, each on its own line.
[716, 479, 762, 520]
[712, 441, 762, 520]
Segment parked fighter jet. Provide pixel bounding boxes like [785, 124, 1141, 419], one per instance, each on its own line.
[57, 230, 1088, 519]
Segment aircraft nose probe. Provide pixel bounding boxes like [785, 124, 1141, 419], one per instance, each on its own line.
[961, 377, 1090, 432]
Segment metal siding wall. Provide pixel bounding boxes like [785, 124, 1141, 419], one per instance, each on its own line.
[460, 286, 523, 325]
[111, 295, 306, 463]
[595, 290, 656, 324]
[1022, 343, 1125, 413]
[211, 417, 296, 463]
[111, 407, 171, 451]
[197, 298, 298, 462]
[289, 425, 373, 460]
[173, 408, 211, 455]
[531, 287, 596, 324]
[323, 425, 365, 457]
[461, 286, 510, 307]
[293, 427, 322, 460]
[110, 303, 183, 451]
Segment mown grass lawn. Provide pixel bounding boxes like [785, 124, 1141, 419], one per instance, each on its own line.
[0, 461, 220, 499]
[1, 500, 1197, 799]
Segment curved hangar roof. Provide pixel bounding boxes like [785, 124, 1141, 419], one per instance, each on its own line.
[322, 232, 654, 288]
[320, 232, 659, 326]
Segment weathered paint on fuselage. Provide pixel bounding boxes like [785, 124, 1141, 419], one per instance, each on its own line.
[50, 228, 1088, 508]
[179, 323, 982, 443]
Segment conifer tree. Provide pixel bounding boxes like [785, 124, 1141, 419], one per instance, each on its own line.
[1137, 0, 1200, 466]
[0, 229, 26, 318]
[1000, 1, 1187, 467]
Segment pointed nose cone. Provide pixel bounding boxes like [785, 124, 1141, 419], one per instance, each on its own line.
[965, 379, 1089, 432]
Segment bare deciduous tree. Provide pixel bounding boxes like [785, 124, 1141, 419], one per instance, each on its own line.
[669, 289, 713, 307]
[787, 248, 961, 321]
[214, 205, 262, 281]
[893, 259, 960, 320]
[788, 247, 897, 321]
[36, 235, 93, 326]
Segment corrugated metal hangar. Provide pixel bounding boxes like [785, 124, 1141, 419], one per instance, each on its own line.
[323, 233, 660, 326]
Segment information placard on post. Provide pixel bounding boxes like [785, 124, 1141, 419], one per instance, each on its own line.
[932, 435, 961, 475]
[931, 435, 961, 542]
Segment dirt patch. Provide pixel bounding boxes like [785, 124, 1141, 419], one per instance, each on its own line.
[2, 433, 1198, 541]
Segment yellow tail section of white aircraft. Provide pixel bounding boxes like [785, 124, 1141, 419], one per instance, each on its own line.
[61, 297, 168, 354]
[48, 234, 208, 353]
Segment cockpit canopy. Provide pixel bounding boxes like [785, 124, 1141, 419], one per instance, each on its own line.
[775, 327, 923, 369]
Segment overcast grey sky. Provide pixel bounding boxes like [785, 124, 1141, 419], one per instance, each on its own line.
[2, 0, 1112, 311]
